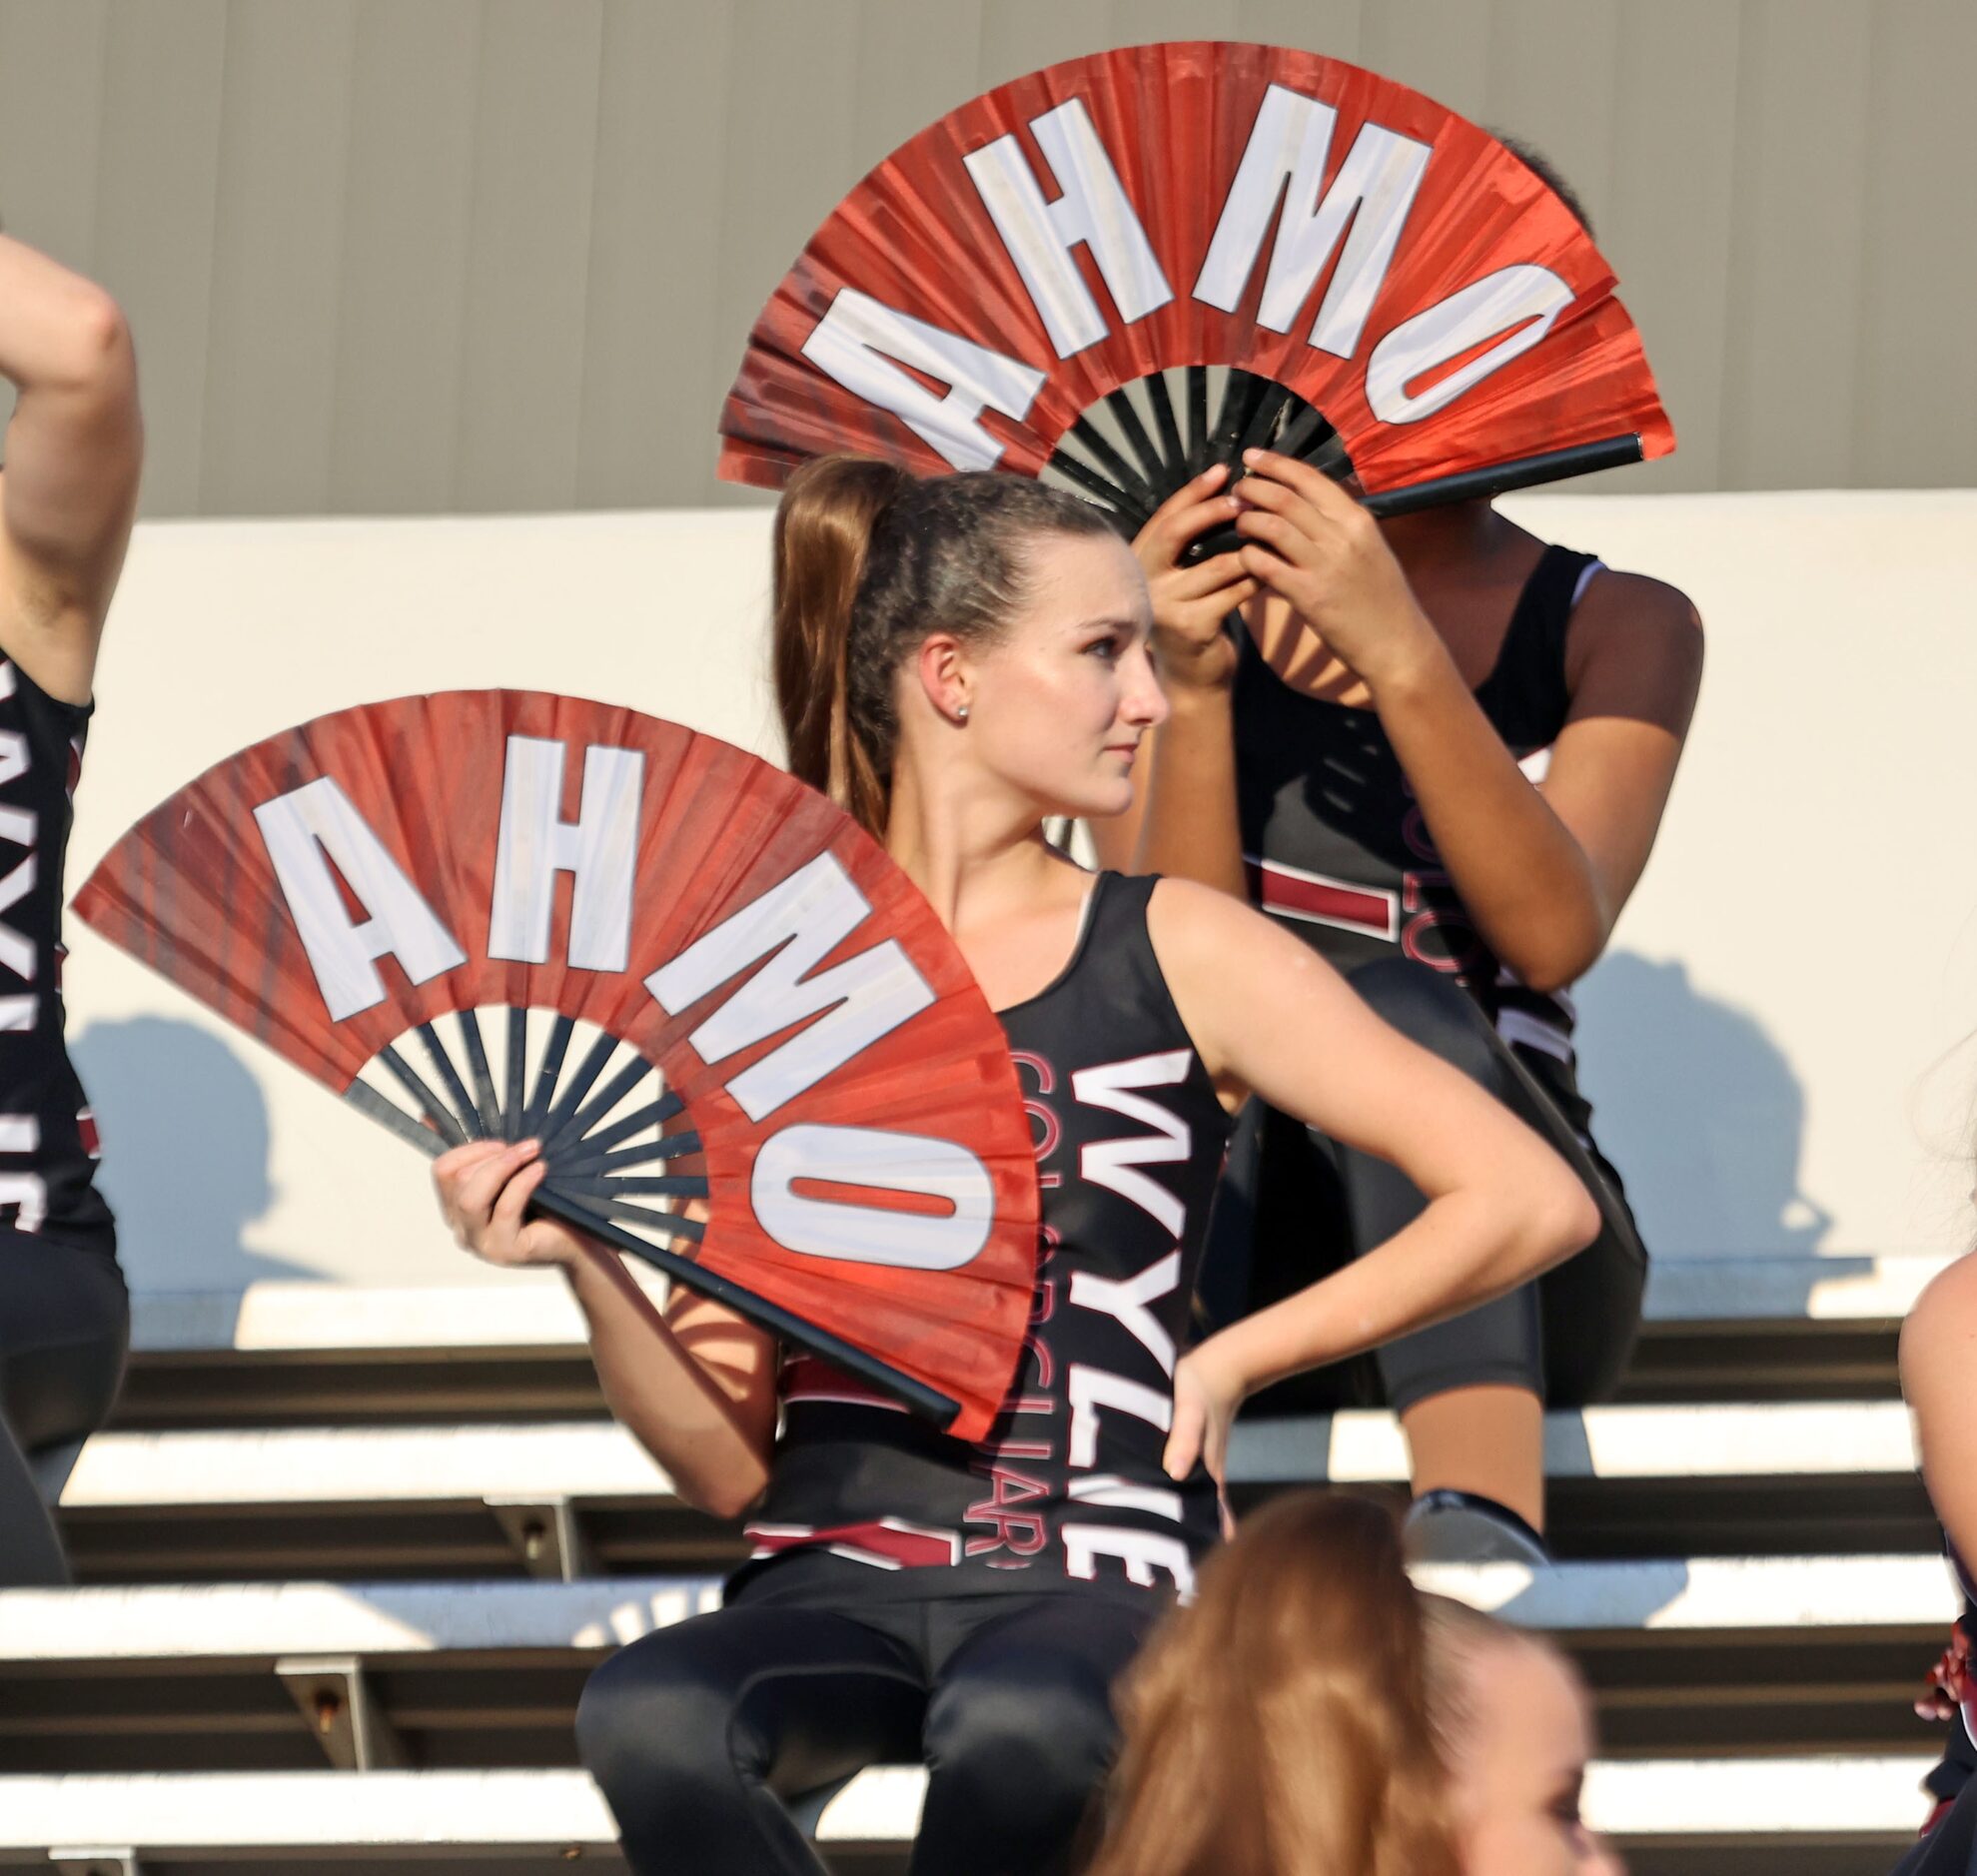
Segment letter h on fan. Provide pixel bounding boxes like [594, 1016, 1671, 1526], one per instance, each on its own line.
[75, 693, 1044, 1441]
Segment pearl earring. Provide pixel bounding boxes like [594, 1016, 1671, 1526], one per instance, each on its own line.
[955, 703, 970, 723]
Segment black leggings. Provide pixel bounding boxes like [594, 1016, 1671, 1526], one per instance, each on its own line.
[1203, 956, 1647, 1414]
[1897, 1773, 1977, 1876]
[0, 1235, 128, 1586]
[575, 1569, 1156, 1876]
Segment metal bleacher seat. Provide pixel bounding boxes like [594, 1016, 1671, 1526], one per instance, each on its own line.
[0, 1759, 1946, 1875]
[0, 1251, 1955, 1873]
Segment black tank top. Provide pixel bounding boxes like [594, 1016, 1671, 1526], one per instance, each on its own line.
[1235, 544, 1600, 1132]
[737, 872, 1231, 1600]
[0, 656, 114, 1257]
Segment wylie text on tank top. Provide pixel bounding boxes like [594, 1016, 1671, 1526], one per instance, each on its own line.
[1237, 544, 1600, 1130]
[740, 872, 1231, 1599]
[0, 657, 113, 1258]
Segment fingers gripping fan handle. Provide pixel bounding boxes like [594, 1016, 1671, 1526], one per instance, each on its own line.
[718, 40, 1672, 523]
[73, 691, 1039, 1439]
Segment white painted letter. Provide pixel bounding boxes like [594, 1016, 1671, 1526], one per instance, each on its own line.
[1067, 1473, 1183, 1521]
[488, 735, 642, 973]
[1366, 265, 1575, 425]
[802, 290, 1045, 471]
[751, 1123, 994, 1270]
[1068, 1363, 1172, 1467]
[1068, 1249, 1180, 1376]
[1072, 1050, 1192, 1238]
[0, 722, 35, 847]
[0, 1114, 45, 1233]
[645, 851, 935, 1123]
[1195, 86, 1430, 359]
[1063, 1523, 1195, 1594]
[964, 98, 1173, 358]
[253, 776, 468, 1022]
[0, 855, 35, 980]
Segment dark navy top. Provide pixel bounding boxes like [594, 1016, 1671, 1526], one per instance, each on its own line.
[0, 654, 114, 1257]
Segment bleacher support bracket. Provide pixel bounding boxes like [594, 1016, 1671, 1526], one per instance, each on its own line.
[275, 1656, 408, 1771]
[487, 1495, 597, 1581]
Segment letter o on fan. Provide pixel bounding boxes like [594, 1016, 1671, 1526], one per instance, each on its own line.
[751, 1123, 996, 1271]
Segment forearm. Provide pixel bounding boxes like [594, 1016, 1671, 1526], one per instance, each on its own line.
[1201, 1183, 1585, 1396]
[561, 1249, 771, 1518]
[1374, 648, 1605, 989]
[1136, 685, 1247, 896]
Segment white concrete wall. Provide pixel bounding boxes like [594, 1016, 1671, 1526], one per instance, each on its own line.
[61, 491, 1977, 1294]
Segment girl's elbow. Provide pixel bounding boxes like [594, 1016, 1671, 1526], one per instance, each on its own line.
[1512, 955, 1586, 999]
[1485, 1166, 1597, 1284]
[700, 1482, 758, 1522]
[1534, 1176, 1602, 1269]
[49, 289, 135, 396]
[683, 1467, 767, 1522]
[1497, 892, 1613, 995]
[1504, 925, 1606, 996]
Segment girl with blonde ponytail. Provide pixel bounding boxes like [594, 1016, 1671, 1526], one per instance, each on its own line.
[1091, 1492, 1623, 1876]
[437, 458, 1600, 1876]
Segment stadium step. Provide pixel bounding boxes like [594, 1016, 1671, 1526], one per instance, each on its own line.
[52, 1401, 1934, 1581]
[9, 1260, 1947, 1872]
[107, 1255, 1939, 1431]
[0, 1761, 1937, 1876]
[0, 1558, 1957, 1771]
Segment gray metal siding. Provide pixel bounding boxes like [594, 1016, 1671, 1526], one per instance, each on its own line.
[0, 0, 1969, 515]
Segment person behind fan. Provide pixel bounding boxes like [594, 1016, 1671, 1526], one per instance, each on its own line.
[436, 460, 1597, 1876]
[1890, 1255, 1977, 1873]
[0, 232, 142, 1587]
[1095, 158, 1702, 1562]
[1087, 1489, 1623, 1876]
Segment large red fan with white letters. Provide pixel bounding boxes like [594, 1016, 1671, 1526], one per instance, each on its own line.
[73, 691, 1039, 1439]
[720, 40, 1672, 525]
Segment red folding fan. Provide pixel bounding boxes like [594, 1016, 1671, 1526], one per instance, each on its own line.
[73, 691, 1039, 1439]
[720, 40, 1672, 528]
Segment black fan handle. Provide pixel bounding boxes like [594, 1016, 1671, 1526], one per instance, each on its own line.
[1364, 436, 1643, 516]
[344, 1083, 966, 1429]
[526, 1183, 966, 1429]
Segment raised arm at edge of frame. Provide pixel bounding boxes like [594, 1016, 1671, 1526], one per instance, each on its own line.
[0, 234, 141, 703]
[1900, 1252, 1977, 1566]
[0, 235, 143, 705]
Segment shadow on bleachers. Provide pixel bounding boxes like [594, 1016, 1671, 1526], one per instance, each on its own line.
[71, 1016, 311, 1291]
[1579, 950, 1838, 1262]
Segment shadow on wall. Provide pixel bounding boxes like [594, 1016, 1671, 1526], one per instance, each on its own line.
[70, 1017, 309, 1290]
[1575, 952, 1832, 1261]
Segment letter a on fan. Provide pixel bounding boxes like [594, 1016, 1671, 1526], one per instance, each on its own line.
[718, 41, 1673, 519]
[73, 691, 1039, 1438]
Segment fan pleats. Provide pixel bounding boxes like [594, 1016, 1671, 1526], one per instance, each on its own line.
[720, 41, 1671, 508]
[75, 691, 1040, 1440]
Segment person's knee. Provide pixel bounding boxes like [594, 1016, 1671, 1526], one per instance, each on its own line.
[924, 1658, 1116, 1817]
[1349, 957, 1502, 1085]
[575, 1628, 745, 1800]
[1377, 1286, 1544, 1411]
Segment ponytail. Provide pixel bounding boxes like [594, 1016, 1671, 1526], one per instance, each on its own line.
[770, 455, 1118, 838]
[772, 456, 909, 837]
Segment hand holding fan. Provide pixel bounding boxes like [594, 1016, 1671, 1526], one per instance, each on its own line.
[74, 691, 1039, 1439]
[719, 40, 1672, 529]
